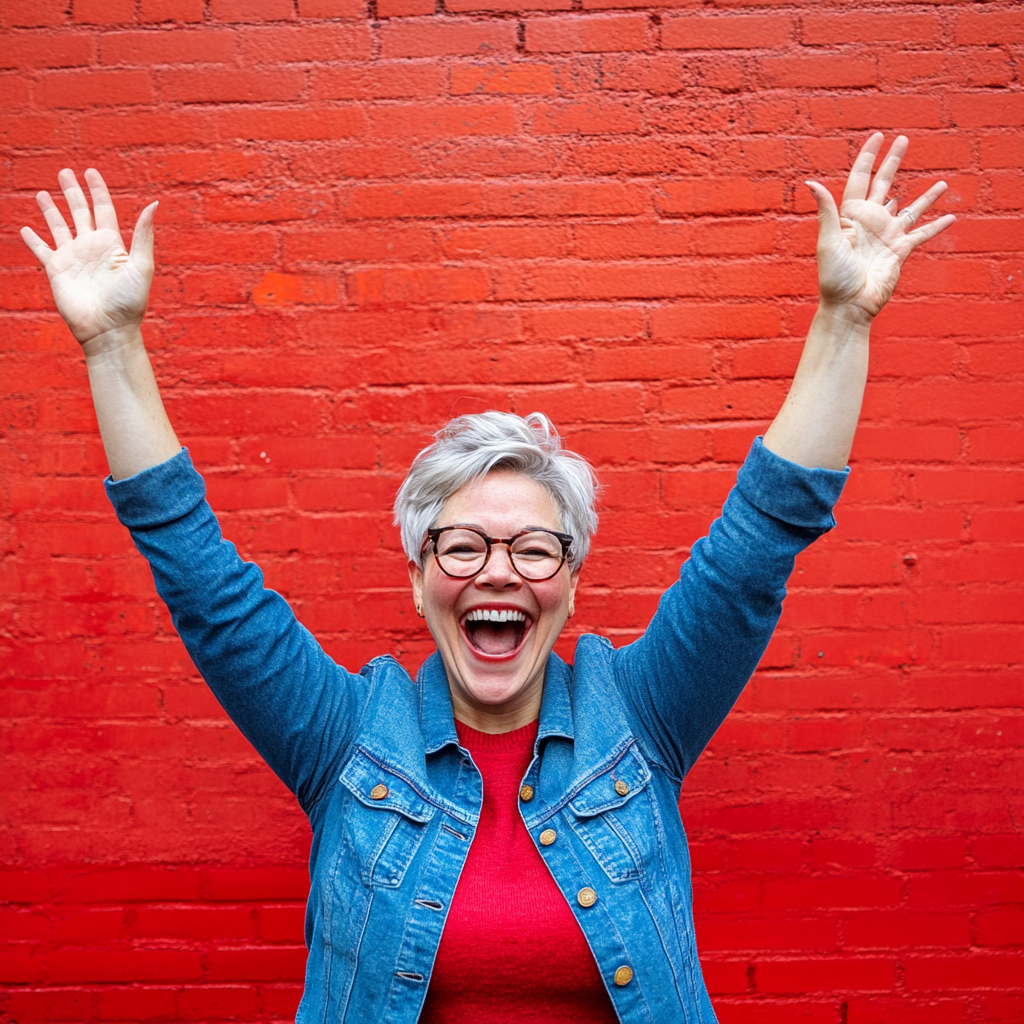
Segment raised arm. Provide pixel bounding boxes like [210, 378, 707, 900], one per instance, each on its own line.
[615, 133, 955, 779]
[20, 168, 179, 480]
[762, 132, 955, 470]
[22, 169, 365, 807]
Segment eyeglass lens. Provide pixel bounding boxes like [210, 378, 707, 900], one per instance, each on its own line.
[434, 529, 565, 580]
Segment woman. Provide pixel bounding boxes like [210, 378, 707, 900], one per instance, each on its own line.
[21, 134, 953, 1023]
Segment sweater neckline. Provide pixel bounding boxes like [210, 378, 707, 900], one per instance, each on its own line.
[454, 717, 539, 751]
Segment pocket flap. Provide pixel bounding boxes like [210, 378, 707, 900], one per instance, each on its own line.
[569, 743, 651, 818]
[339, 748, 435, 824]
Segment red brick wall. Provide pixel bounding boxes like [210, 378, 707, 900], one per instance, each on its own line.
[2, 1, 1021, 1021]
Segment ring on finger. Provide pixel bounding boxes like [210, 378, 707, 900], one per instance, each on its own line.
[902, 209, 918, 226]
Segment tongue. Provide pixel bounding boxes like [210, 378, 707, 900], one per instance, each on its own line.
[467, 621, 521, 656]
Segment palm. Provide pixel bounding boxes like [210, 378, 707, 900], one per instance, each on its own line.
[21, 168, 157, 346]
[809, 134, 954, 319]
[47, 227, 150, 341]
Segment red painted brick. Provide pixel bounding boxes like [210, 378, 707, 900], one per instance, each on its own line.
[238, 23, 373, 62]
[314, 64, 446, 100]
[756, 957, 896, 993]
[662, 14, 794, 50]
[655, 178, 784, 215]
[905, 955, 1023, 990]
[802, 12, 940, 45]
[0, 0, 68, 27]
[956, 9, 1024, 46]
[35, 69, 155, 108]
[378, 18, 518, 58]
[209, 0, 296, 21]
[73, 0, 136, 24]
[100, 29, 238, 65]
[0, 30, 95, 68]
[525, 14, 651, 53]
[139, 0, 206, 22]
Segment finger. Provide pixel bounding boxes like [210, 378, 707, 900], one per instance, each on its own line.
[129, 200, 159, 272]
[806, 180, 844, 251]
[84, 167, 120, 234]
[884, 199, 897, 214]
[57, 167, 94, 235]
[842, 131, 884, 205]
[867, 135, 908, 205]
[899, 180, 949, 231]
[20, 225, 54, 267]
[907, 212, 956, 249]
[35, 189, 73, 247]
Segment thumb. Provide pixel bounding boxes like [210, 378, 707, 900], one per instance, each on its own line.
[805, 181, 843, 252]
[130, 200, 159, 273]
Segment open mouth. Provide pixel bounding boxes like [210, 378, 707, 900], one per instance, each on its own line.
[461, 608, 531, 658]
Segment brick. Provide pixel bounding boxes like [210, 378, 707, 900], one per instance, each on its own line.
[451, 63, 562, 96]
[449, 0, 571, 10]
[761, 55, 876, 89]
[73, 0, 135, 23]
[530, 99, 642, 135]
[298, 0, 364, 15]
[158, 69, 305, 103]
[35, 69, 155, 107]
[662, 14, 794, 50]
[378, 18, 518, 58]
[0, 0, 68, 27]
[378, 0, 435, 15]
[367, 101, 519, 138]
[0, 31, 95, 68]
[525, 14, 651, 53]
[238, 24, 373, 62]
[100, 29, 237, 65]
[809, 95, 944, 130]
[209, 0, 296, 21]
[314, 64, 446, 100]
[956, 9, 1024, 45]
[756, 957, 896, 993]
[846, 997, 967, 1024]
[905, 955, 1023, 990]
[802, 12, 940, 45]
[140, 0, 206, 21]
[655, 177, 783, 215]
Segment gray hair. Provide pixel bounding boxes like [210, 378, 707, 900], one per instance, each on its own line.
[394, 411, 599, 574]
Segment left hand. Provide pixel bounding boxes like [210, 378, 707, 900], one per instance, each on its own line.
[806, 132, 956, 321]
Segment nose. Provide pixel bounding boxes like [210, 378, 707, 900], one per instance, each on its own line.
[475, 542, 522, 587]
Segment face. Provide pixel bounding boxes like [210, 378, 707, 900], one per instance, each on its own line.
[408, 470, 579, 732]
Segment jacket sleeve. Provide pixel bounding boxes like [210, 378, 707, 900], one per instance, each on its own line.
[105, 448, 369, 812]
[612, 437, 848, 782]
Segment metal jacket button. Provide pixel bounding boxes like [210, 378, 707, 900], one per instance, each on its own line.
[370, 784, 389, 800]
[614, 965, 633, 986]
[520, 785, 534, 802]
[614, 779, 629, 796]
[539, 828, 557, 846]
[577, 887, 597, 908]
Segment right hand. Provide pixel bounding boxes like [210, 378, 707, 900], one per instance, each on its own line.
[20, 168, 158, 349]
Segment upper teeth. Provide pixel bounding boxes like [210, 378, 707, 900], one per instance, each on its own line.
[467, 609, 526, 623]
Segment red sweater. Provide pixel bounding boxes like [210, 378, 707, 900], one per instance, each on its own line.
[419, 719, 619, 1023]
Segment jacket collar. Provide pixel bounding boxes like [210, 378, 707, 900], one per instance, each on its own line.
[416, 649, 577, 754]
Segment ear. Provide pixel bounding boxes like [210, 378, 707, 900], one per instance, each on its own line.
[567, 569, 580, 618]
[408, 559, 424, 617]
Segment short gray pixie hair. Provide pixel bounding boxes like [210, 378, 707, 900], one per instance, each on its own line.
[394, 411, 598, 574]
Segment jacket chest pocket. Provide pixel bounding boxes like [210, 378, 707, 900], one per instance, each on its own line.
[568, 744, 655, 884]
[338, 748, 435, 889]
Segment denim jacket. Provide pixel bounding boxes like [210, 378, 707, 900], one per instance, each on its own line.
[106, 438, 847, 1024]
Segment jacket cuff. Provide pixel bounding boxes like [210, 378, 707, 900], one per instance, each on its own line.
[736, 436, 849, 531]
[104, 448, 206, 529]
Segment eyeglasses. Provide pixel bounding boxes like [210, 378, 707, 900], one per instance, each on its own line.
[425, 526, 574, 581]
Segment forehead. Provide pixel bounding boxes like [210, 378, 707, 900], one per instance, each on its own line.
[439, 470, 563, 532]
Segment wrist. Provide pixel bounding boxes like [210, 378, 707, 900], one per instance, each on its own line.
[81, 323, 146, 362]
[815, 301, 874, 333]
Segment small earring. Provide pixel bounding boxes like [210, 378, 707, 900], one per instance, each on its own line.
[416, 605, 424, 618]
